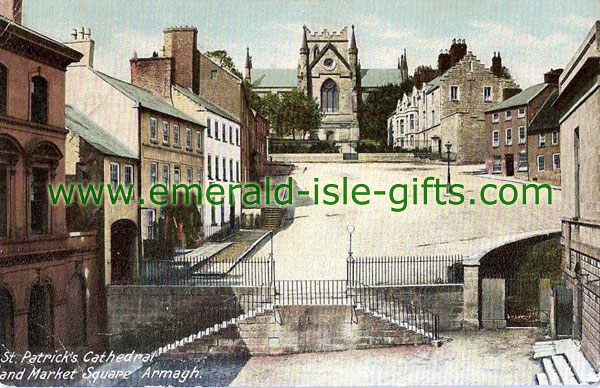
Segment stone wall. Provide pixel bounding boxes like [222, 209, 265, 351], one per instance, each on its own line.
[105, 285, 271, 351]
[178, 305, 430, 355]
[270, 153, 415, 163]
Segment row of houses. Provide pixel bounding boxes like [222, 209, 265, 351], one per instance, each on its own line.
[387, 39, 564, 186]
[388, 28, 600, 371]
[0, 1, 269, 352]
[387, 39, 519, 164]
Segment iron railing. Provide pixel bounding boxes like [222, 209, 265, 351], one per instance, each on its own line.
[274, 280, 348, 305]
[348, 255, 464, 286]
[138, 255, 275, 286]
[138, 285, 271, 352]
[351, 283, 439, 340]
[203, 217, 241, 243]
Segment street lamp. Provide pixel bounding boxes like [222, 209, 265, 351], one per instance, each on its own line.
[445, 141, 453, 194]
[347, 225, 355, 258]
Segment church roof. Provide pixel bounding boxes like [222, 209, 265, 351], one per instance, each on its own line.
[252, 69, 298, 88]
[251, 68, 404, 89]
[360, 69, 405, 88]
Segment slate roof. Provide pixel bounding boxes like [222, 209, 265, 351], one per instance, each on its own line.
[486, 83, 549, 113]
[251, 69, 298, 88]
[172, 84, 240, 123]
[529, 91, 559, 132]
[92, 70, 204, 126]
[360, 69, 404, 87]
[425, 75, 444, 93]
[251, 68, 404, 88]
[65, 105, 138, 159]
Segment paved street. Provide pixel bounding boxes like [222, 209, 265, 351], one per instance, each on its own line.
[254, 162, 560, 280]
[230, 329, 542, 386]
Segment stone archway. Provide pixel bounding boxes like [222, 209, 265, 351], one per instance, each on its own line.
[111, 219, 137, 284]
[28, 282, 54, 351]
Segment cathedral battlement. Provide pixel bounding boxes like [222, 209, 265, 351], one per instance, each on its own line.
[306, 26, 349, 41]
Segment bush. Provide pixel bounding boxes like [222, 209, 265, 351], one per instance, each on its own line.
[270, 140, 339, 154]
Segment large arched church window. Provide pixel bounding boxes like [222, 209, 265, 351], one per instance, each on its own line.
[321, 79, 339, 113]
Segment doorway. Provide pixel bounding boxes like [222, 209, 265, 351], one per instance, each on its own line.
[505, 154, 515, 176]
[111, 219, 137, 284]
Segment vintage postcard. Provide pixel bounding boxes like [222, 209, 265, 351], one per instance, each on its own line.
[0, 0, 599, 386]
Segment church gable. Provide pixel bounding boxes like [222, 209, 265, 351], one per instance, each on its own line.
[309, 42, 351, 73]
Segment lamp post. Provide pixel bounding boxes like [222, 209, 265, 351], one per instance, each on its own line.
[346, 225, 355, 287]
[445, 141, 452, 194]
[347, 225, 355, 258]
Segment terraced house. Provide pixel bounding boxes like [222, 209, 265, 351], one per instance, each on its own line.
[389, 40, 519, 163]
[65, 29, 205, 271]
[485, 70, 560, 180]
[129, 26, 243, 237]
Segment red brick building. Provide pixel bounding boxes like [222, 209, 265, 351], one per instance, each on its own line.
[0, 6, 106, 351]
[485, 70, 560, 179]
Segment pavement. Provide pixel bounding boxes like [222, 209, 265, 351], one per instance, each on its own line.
[229, 329, 543, 386]
[253, 162, 561, 280]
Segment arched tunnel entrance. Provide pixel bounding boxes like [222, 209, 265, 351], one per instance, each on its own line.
[478, 233, 563, 328]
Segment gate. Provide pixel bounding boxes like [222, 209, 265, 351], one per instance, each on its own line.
[481, 278, 506, 329]
[505, 276, 541, 326]
[553, 286, 573, 338]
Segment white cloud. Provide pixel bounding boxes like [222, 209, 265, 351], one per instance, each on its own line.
[559, 14, 596, 29]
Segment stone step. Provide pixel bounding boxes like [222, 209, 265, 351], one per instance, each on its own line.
[536, 373, 549, 386]
[551, 355, 578, 385]
[555, 340, 599, 384]
[542, 358, 562, 386]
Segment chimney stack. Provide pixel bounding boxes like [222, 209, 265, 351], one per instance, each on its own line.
[163, 26, 200, 94]
[449, 38, 467, 66]
[544, 68, 563, 85]
[438, 49, 451, 75]
[0, 0, 22, 24]
[130, 55, 175, 99]
[491, 52, 503, 78]
[64, 27, 95, 68]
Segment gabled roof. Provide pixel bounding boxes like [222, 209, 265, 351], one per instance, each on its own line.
[92, 70, 203, 126]
[309, 42, 351, 70]
[172, 84, 240, 124]
[425, 74, 444, 93]
[251, 69, 298, 88]
[486, 83, 549, 113]
[360, 69, 404, 88]
[65, 105, 137, 159]
[529, 91, 559, 132]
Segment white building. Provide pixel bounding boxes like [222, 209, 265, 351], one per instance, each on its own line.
[387, 87, 421, 149]
[171, 85, 242, 236]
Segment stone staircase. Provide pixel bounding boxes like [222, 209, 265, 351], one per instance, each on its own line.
[354, 302, 437, 341]
[534, 340, 599, 385]
[150, 303, 275, 358]
[261, 207, 286, 229]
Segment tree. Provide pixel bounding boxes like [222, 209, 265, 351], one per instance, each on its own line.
[258, 93, 281, 133]
[205, 50, 243, 78]
[276, 89, 322, 139]
[501, 66, 514, 82]
[359, 80, 414, 143]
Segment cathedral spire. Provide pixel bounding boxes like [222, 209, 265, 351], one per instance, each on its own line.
[244, 47, 252, 81]
[349, 24, 357, 54]
[300, 25, 309, 54]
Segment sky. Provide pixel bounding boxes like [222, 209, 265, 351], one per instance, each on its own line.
[23, 0, 600, 88]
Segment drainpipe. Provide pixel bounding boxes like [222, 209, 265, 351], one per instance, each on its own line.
[136, 103, 143, 279]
